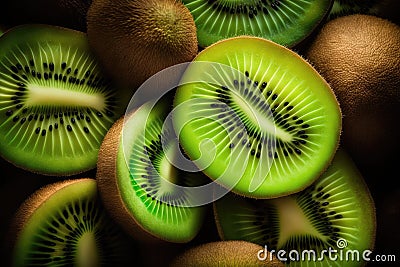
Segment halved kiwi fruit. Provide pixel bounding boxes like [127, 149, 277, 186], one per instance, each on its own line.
[214, 149, 376, 266]
[173, 36, 341, 199]
[0, 24, 129, 176]
[8, 178, 136, 267]
[96, 94, 207, 243]
[170, 240, 284, 267]
[181, 0, 333, 48]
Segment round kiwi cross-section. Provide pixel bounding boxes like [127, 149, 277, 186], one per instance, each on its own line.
[96, 95, 207, 243]
[173, 36, 341, 199]
[9, 178, 136, 267]
[0, 24, 129, 176]
[214, 149, 376, 266]
[181, 0, 333, 48]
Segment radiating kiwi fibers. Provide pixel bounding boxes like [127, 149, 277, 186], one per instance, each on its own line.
[214, 149, 376, 267]
[9, 178, 136, 267]
[181, 0, 333, 48]
[96, 95, 207, 243]
[173, 36, 341, 199]
[0, 24, 129, 175]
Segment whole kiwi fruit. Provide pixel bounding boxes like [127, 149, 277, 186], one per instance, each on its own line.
[86, 0, 198, 90]
[169, 240, 284, 267]
[305, 14, 400, 177]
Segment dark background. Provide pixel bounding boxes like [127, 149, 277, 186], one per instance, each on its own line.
[0, 0, 399, 266]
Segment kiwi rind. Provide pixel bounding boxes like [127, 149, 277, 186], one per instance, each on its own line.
[9, 178, 135, 267]
[86, 0, 198, 90]
[97, 98, 206, 243]
[96, 114, 161, 243]
[0, 24, 129, 176]
[182, 0, 334, 48]
[173, 36, 342, 199]
[169, 240, 285, 267]
[214, 149, 376, 266]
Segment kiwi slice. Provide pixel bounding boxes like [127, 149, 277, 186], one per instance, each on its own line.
[181, 0, 333, 48]
[170, 240, 284, 266]
[96, 94, 207, 243]
[0, 24, 129, 175]
[214, 149, 376, 266]
[173, 36, 341, 199]
[9, 178, 136, 267]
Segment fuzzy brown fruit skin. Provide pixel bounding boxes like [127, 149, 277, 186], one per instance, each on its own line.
[169, 240, 284, 267]
[87, 0, 198, 90]
[305, 14, 400, 173]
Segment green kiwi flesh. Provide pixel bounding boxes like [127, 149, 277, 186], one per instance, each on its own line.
[0, 24, 128, 175]
[214, 149, 376, 266]
[10, 178, 135, 267]
[169, 240, 285, 267]
[173, 36, 341, 199]
[96, 95, 206, 243]
[182, 0, 333, 48]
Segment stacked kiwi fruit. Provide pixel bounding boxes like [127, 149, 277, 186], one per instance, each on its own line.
[0, 0, 398, 266]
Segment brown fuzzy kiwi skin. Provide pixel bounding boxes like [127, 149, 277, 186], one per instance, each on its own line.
[169, 240, 284, 267]
[86, 0, 198, 90]
[95, 113, 164, 243]
[304, 14, 400, 175]
[4, 178, 93, 266]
